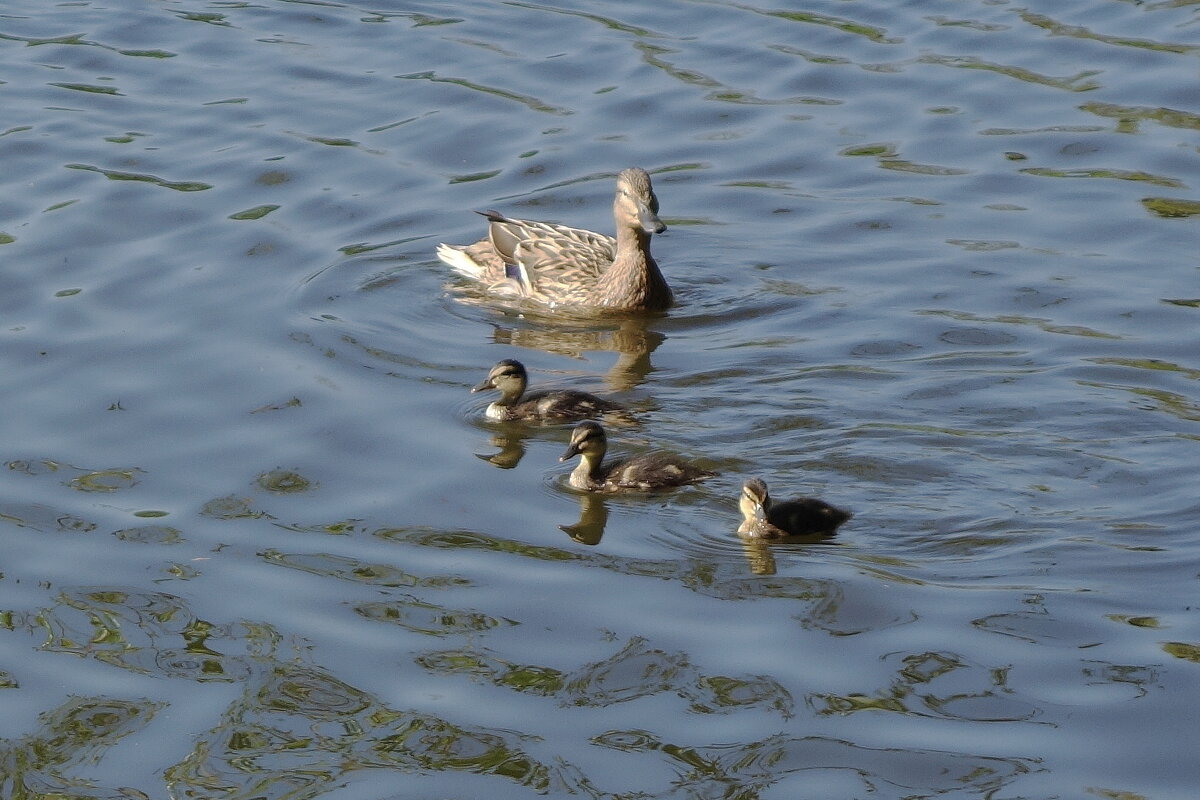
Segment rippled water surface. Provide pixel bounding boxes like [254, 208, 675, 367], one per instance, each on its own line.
[2, 0, 1199, 797]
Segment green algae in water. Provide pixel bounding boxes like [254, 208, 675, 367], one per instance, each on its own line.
[66, 163, 211, 192]
[229, 205, 280, 220]
[256, 170, 290, 185]
[1163, 642, 1200, 663]
[450, 170, 501, 184]
[113, 525, 184, 544]
[1141, 197, 1200, 218]
[308, 136, 357, 147]
[68, 469, 140, 493]
[840, 143, 896, 157]
[164, 563, 201, 580]
[255, 469, 313, 494]
[50, 82, 124, 96]
[200, 495, 271, 519]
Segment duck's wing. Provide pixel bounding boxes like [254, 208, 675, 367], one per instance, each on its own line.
[769, 498, 852, 535]
[444, 211, 617, 303]
[484, 212, 612, 258]
[480, 213, 613, 299]
[607, 453, 714, 489]
[521, 389, 623, 419]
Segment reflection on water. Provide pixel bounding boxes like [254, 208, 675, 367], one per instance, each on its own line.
[559, 491, 609, 545]
[488, 315, 665, 393]
[418, 635, 795, 717]
[2, 587, 577, 798]
[4, 580, 1029, 798]
[812, 649, 1042, 723]
[590, 729, 1036, 797]
[162, 663, 572, 798]
[475, 430, 528, 469]
[0, 696, 162, 798]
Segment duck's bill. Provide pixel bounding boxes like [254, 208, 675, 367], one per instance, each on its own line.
[639, 205, 667, 234]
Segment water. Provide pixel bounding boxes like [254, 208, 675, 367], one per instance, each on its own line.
[2, 0, 1198, 797]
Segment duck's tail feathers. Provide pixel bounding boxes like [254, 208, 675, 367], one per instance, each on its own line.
[436, 243, 485, 281]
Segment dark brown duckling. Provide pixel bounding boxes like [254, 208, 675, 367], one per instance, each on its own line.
[559, 421, 715, 492]
[737, 477, 851, 540]
[472, 359, 623, 422]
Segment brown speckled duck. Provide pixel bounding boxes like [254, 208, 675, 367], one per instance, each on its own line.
[472, 359, 623, 422]
[737, 478, 851, 540]
[437, 168, 672, 311]
[559, 421, 715, 492]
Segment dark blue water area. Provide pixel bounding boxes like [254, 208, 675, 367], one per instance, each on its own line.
[1, 1, 1199, 798]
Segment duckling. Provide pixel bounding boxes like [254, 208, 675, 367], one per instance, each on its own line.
[559, 421, 715, 492]
[737, 478, 851, 540]
[472, 359, 623, 422]
[437, 167, 672, 311]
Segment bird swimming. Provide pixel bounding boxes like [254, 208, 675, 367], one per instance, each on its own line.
[737, 478, 851, 539]
[437, 167, 672, 311]
[559, 421, 715, 492]
[472, 359, 623, 422]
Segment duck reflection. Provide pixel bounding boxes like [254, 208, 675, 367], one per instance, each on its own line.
[559, 492, 609, 545]
[736, 534, 841, 576]
[490, 314, 664, 393]
[740, 539, 780, 575]
[473, 430, 529, 469]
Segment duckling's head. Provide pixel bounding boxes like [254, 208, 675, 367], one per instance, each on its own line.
[560, 421, 607, 462]
[472, 359, 528, 396]
[615, 167, 666, 236]
[740, 478, 772, 523]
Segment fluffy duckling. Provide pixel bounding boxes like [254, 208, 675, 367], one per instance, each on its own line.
[737, 478, 851, 540]
[472, 359, 623, 422]
[559, 421, 715, 492]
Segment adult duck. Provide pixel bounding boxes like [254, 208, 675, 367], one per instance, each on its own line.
[437, 168, 672, 311]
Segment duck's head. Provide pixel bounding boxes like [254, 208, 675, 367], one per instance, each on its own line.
[615, 167, 666, 236]
[739, 478, 772, 524]
[472, 359, 528, 395]
[560, 421, 607, 462]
